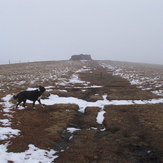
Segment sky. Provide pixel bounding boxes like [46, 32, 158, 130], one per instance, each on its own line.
[0, 0, 163, 65]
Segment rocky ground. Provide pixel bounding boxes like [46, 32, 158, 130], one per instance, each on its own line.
[0, 60, 162, 163]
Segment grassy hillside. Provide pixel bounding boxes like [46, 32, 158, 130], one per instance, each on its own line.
[0, 60, 162, 162]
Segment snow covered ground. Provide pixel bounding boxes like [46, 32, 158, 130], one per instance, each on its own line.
[1, 92, 163, 162]
[100, 62, 163, 96]
[0, 144, 58, 163]
[0, 62, 163, 162]
[0, 94, 58, 163]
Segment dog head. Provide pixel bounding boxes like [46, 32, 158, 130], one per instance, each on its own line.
[38, 86, 46, 93]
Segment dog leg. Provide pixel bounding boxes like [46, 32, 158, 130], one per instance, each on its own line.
[38, 99, 45, 108]
[38, 99, 41, 105]
[23, 99, 26, 107]
[15, 104, 19, 109]
[33, 101, 36, 108]
[16, 101, 22, 109]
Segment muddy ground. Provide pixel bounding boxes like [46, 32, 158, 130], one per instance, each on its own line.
[0, 60, 163, 163]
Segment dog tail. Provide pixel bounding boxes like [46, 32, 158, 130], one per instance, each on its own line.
[13, 94, 18, 100]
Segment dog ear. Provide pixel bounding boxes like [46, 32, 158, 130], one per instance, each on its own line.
[39, 85, 43, 89]
[38, 86, 41, 91]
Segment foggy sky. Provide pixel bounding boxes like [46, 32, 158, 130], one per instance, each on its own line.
[0, 0, 163, 65]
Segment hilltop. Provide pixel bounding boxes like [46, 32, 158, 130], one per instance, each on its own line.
[70, 54, 92, 60]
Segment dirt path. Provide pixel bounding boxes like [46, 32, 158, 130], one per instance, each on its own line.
[54, 63, 163, 163]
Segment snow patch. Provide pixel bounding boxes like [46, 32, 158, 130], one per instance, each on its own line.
[96, 110, 106, 124]
[67, 127, 80, 133]
[0, 144, 58, 163]
[42, 94, 163, 113]
[0, 119, 11, 126]
[101, 63, 163, 96]
[0, 127, 20, 140]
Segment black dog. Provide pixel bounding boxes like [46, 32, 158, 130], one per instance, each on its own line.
[13, 86, 46, 108]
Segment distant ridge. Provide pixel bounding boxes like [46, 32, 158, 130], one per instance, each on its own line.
[70, 54, 92, 60]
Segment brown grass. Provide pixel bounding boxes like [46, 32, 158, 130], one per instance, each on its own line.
[0, 60, 162, 162]
[8, 104, 78, 152]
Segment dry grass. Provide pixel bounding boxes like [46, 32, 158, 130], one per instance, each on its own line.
[99, 60, 163, 97]
[79, 67, 158, 100]
[0, 60, 163, 162]
[103, 104, 163, 162]
[8, 104, 78, 152]
[56, 104, 163, 163]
